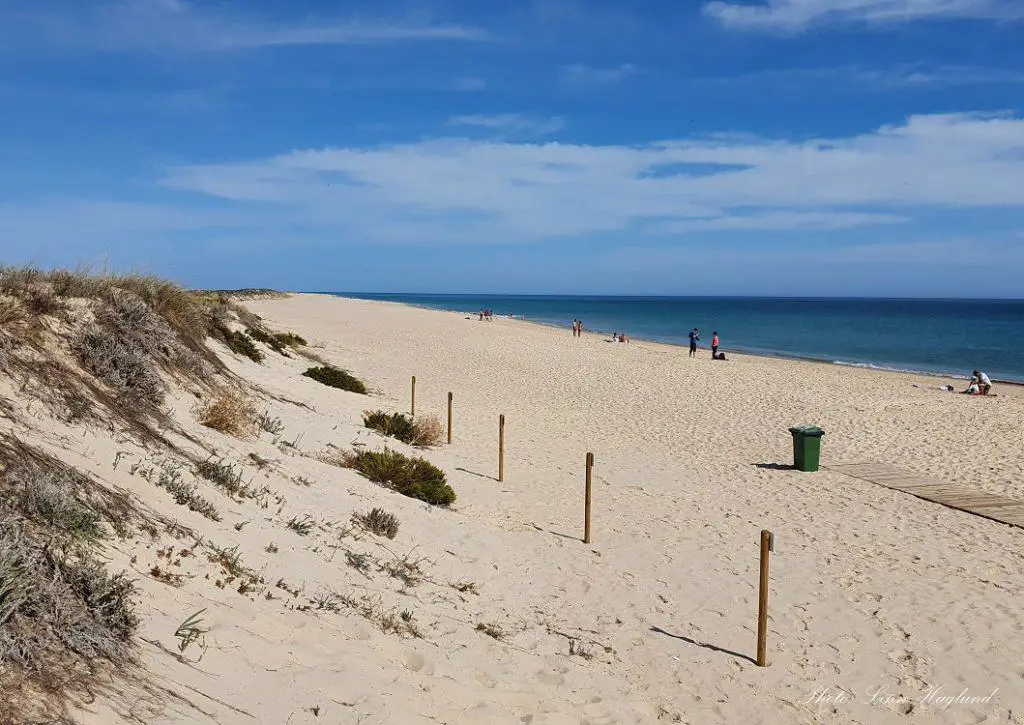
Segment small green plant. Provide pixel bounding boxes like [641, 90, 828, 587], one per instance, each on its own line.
[345, 551, 373, 574]
[302, 366, 367, 394]
[344, 449, 455, 506]
[310, 589, 342, 612]
[265, 542, 279, 553]
[256, 411, 285, 435]
[287, 514, 315, 536]
[380, 553, 425, 588]
[174, 609, 209, 653]
[352, 507, 399, 539]
[195, 458, 244, 497]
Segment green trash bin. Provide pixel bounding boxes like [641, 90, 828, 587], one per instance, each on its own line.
[788, 425, 825, 472]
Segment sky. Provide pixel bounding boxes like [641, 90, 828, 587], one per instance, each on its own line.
[1, 0, 1023, 297]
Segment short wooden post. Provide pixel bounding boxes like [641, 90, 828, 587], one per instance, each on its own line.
[757, 529, 773, 667]
[447, 392, 453, 444]
[584, 452, 594, 544]
[498, 414, 505, 482]
[411, 376, 416, 416]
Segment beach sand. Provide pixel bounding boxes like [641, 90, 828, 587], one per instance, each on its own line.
[245, 294, 1024, 724]
[7, 292, 1021, 725]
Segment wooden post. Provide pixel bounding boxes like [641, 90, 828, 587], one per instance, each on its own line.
[447, 392, 453, 445]
[757, 529, 772, 667]
[498, 414, 505, 482]
[411, 376, 416, 417]
[584, 452, 594, 544]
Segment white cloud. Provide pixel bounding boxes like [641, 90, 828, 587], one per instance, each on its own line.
[154, 112, 1024, 244]
[559, 64, 638, 87]
[447, 114, 565, 137]
[703, 0, 1024, 32]
[10, 0, 490, 54]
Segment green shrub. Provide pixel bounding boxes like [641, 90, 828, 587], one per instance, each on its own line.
[215, 325, 264, 363]
[247, 327, 288, 355]
[302, 366, 366, 394]
[276, 332, 306, 348]
[345, 449, 455, 506]
[363, 410, 415, 443]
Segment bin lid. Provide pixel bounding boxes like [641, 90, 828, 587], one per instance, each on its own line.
[788, 425, 825, 437]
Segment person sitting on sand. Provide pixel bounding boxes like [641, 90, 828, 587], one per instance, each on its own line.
[620, 333, 628, 343]
[972, 370, 992, 395]
[612, 332, 618, 342]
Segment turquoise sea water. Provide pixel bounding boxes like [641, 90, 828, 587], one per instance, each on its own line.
[329, 294, 1024, 383]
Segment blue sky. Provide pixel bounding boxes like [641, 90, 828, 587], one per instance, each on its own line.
[1, 0, 1023, 297]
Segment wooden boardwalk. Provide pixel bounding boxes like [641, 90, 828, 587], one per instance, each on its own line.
[826, 462, 1024, 529]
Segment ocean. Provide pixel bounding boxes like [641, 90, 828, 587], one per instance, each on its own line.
[329, 294, 1024, 383]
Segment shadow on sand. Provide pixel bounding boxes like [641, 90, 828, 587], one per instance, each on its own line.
[753, 462, 796, 471]
[649, 626, 757, 665]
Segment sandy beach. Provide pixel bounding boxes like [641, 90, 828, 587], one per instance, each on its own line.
[4, 288, 1023, 725]
[240, 294, 1024, 724]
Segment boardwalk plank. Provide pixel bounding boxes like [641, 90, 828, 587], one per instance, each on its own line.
[826, 463, 1023, 530]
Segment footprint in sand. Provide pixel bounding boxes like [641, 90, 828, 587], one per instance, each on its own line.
[403, 651, 435, 676]
[536, 667, 567, 686]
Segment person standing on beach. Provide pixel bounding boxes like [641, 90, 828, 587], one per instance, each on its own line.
[572, 319, 578, 337]
[578, 320, 584, 338]
[689, 328, 700, 357]
[711, 331, 719, 358]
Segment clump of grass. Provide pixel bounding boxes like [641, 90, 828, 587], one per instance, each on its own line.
[287, 515, 315, 536]
[411, 414, 444, 448]
[247, 327, 289, 355]
[343, 449, 455, 506]
[197, 389, 255, 438]
[476, 622, 507, 641]
[379, 553, 425, 588]
[363, 410, 415, 442]
[0, 516, 138, 723]
[310, 589, 342, 612]
[362, 411, 443, 449]
[75, 328, 165, 407]
[215, 325, 264, 363]
[302, 366, 367, 395]
[195, 458, 244, 496]
[345, 551, 373, 574]
[174, 610, 209, 653]
[334, 593, 422, 638]
[256, 411, 285, 435]
[152, 462, 221, 522]
[352, 507, 399, 539]
[276, 332, 306, 348]
[6, 467, 106, 541]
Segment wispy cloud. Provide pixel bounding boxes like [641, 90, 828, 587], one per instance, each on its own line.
[450, 77, 488, 92]
[559, 64, 638, 88]
[151, 111, 1024, 244]
[703, 0, 1024, 32]
[694, 64, 1024, 92]
[447, 114, 565, 138]
[7, 0, 491, 54]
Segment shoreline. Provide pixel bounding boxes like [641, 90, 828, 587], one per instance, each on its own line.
[323, 293, 1024, 387]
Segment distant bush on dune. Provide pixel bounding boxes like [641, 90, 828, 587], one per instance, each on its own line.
[363, 410, 443, 448]
[302, 366, 367, 394]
